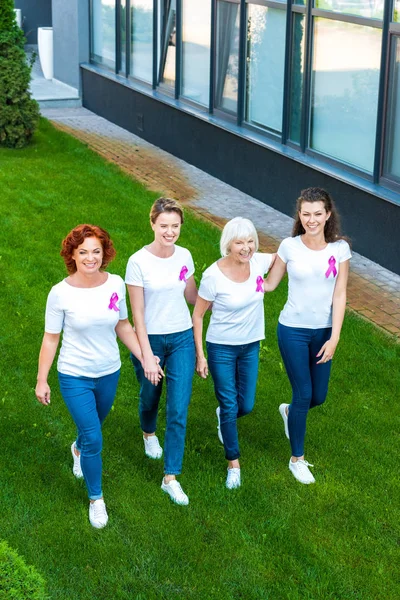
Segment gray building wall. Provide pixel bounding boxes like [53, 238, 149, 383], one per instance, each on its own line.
[52, 0, 89, 90]
[14, 0, 52, 45]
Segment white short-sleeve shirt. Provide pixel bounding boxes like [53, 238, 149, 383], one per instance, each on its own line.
[199, 253, 273, 345]
[125, 245, 194, 335]
[277, 236, 351, 329]
[45, 273, 128, 378]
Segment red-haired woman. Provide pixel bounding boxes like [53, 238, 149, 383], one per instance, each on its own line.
[35, 224, 162, 529]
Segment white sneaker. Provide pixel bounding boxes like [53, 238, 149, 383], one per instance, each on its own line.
[89, 499, 108, 529]
[216, 407, 224, 445]
[143, 435, 163, 459]
[279, 404, 290, 439]
[161, 479, 189, 505]
[71, 442, 83, 479]
[289, 459, 315, 484]
[226, 468, 241, 489]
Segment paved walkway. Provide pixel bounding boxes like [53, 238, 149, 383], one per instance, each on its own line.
[41, 107, 400, 339]
[28, 47, 80, 108]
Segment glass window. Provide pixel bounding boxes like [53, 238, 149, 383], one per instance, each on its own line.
[181, 0, 211, 106]
[130, 0, 153, 83]
[394, 1, 400, 22]
[91, 0, 116, 69]
[246, 5, 286, 133]
[215, 1, 240, 114]
[314, 0, 384, 20]
[159, 0, 176, 90]
[384, 37, 400, 181]
[289, 13, 305, 144]
[310, 18, 381, 173]
[120, 0, 126, 74]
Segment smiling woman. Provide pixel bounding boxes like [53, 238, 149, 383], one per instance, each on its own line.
[263, 188, 351, 485]
[34, 224, 161, 530]
[192, 217, 275, 490]
[125, 198, 198, 506]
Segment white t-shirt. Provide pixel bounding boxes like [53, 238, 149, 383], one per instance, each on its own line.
[277, 236, 352, 329]
[45, 273, 128, 378]
[125, 245, 194, 335]
[199, 253, 273, 345]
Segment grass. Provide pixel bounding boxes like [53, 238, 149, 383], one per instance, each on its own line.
[0, 118, 399, 599]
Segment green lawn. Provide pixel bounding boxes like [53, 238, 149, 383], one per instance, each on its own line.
[0, 119, 399, 600]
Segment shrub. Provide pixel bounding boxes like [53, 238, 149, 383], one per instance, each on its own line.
[0, 540, 47, 600]
[0, 0, 40, 148]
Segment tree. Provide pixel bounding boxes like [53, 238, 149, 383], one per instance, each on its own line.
[0, 0, 40, 148]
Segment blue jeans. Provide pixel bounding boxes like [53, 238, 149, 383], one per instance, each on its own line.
[206, 341, 260, 461]
[58, 370, 120, 500]
[131, 328, 195, 475]
[277, 323, 332, 457]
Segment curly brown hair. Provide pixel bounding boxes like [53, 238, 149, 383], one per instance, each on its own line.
[292, 187, 348, 243]
[60, 224, 116, 274]
[150, 197, 184, 224]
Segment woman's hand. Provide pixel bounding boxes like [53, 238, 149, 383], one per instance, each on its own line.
[196, 356, 208, 379]
[316, 338, 338, 364]
[35, 381, 51, 405]
[143, 355, 163, 386]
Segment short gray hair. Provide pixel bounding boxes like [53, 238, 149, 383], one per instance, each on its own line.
[220, 217, 259, 257]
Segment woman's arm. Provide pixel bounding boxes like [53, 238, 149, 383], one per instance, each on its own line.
[192, 296, 212, 379]
[35, 333, 60, 405]
[316, 259, 350, 364]
[184, 275, 198, 306]
[127, 285, 160, 385]
[116, 318, 164, 383]
[263, 256, 287, 292]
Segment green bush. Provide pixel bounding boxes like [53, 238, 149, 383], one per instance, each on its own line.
[0, 540, 47, 600]
[0, 0, 40, 148]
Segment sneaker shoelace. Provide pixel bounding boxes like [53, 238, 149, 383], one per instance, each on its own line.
[296, 460, 314, 473]
[169, 480, 186, 500]
[92, 501, 107, 520]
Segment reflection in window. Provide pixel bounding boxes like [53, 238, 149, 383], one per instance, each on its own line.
[315, 0, 384, 20]
[120, 0, 126, 74]
[395, 1, 400, 22]
[384, 38, 400, 180]
[159, 0, 176, 90]
[91, 0, 116, 69]
[246, 5, 285, 133]
[131, 0, 153, 83]
[182, 0, 211, 106]
[310, 19, 381, 173]
[215, 2, 240, 114]
[289, 13, 305, 144]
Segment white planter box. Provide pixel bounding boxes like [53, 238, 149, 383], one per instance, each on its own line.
[38, 27, 53, 80]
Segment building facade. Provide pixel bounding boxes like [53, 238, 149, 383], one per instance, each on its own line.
[22, 1, 400, 273]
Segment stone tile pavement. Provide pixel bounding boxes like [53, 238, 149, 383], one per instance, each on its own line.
[41, 107, 400, 339]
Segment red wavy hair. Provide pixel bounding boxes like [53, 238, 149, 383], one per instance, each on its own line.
[60, 224, 116, 274]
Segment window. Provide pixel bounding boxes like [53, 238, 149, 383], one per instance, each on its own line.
[288, 12, 305, 144]
[215, 1, 240, 114]
[245, 4, 286, 134]
[395, 1, 400, 22]
[314, 0, 384, 20]
[159, 0, 176, 90]
[91, 0, 116, 69]
[130, 0, 153, 83]
[181, 0, 211, 106]
[384, 37, 400, 181]
[310, 18, 381, 173]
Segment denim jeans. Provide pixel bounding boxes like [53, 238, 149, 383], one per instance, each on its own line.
[206, 341, 260, 461]
[277, 323, 332, 457]
[58, 369, 120, 500]
[131, 328, 195, 475]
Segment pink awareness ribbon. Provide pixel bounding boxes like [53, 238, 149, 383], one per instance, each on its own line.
[179, 266, 188, 282]
[256, 276, 264, 292]
[325, 256, 337, 278]
[108, 292, 120, 311]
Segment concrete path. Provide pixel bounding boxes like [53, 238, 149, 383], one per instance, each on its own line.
[41, 107, 400, 339]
